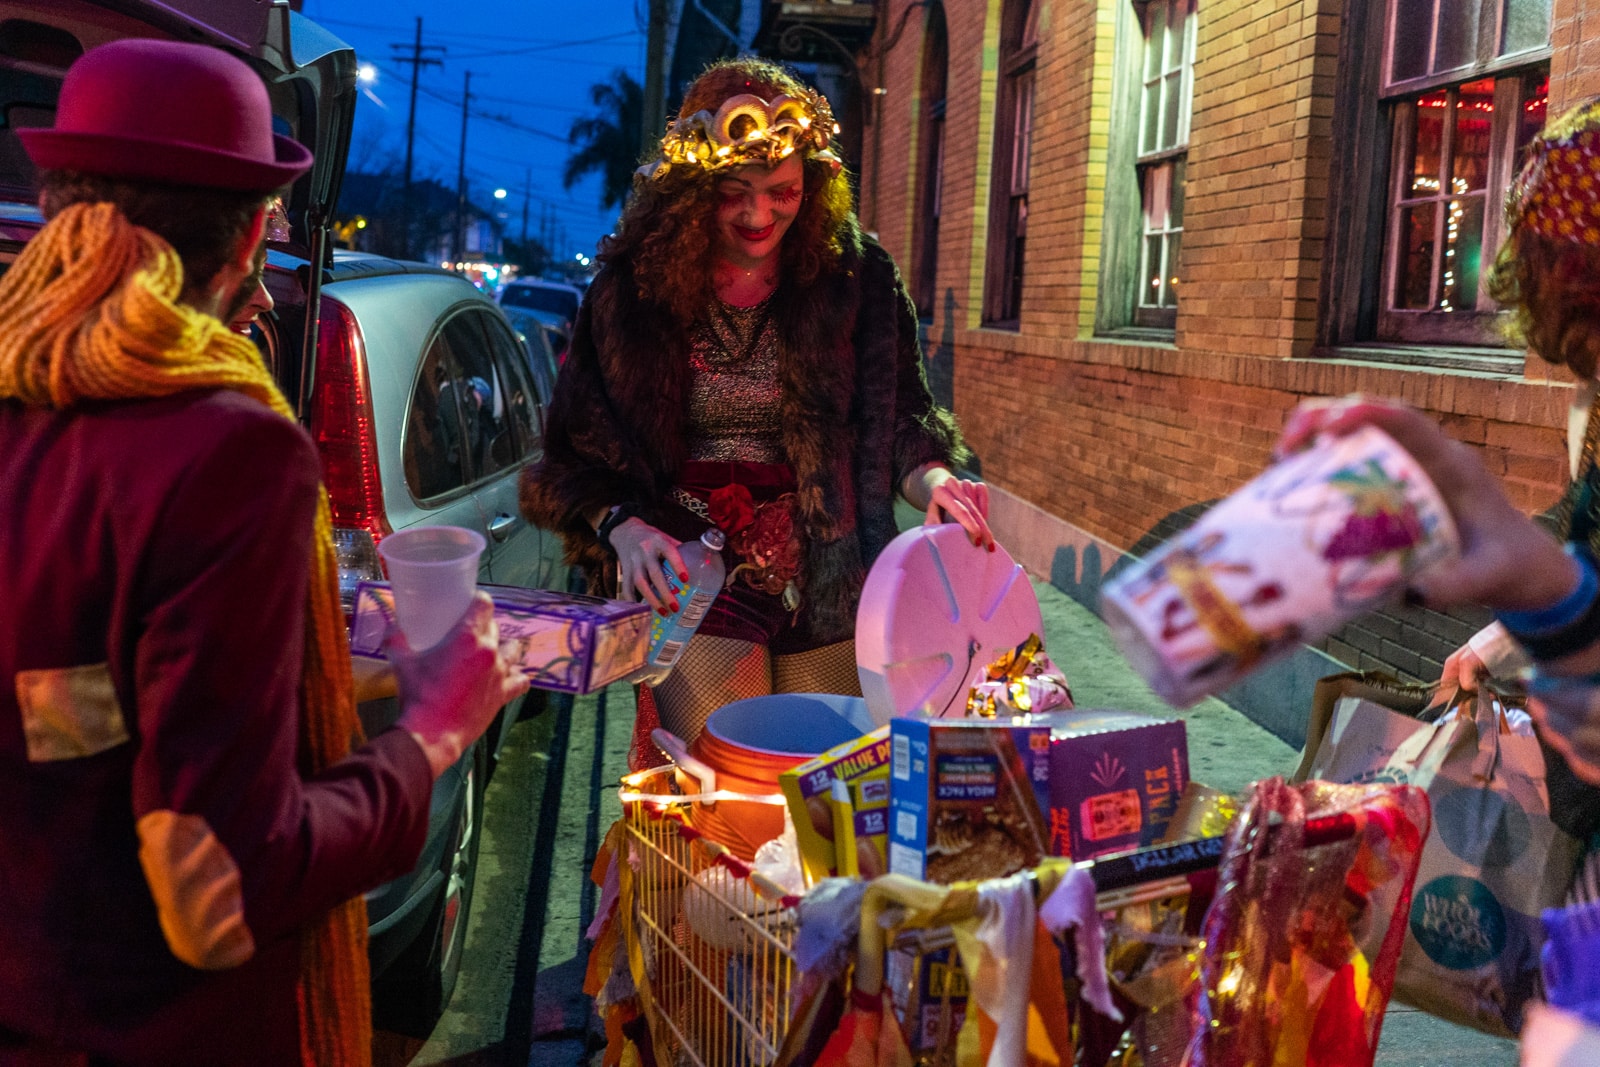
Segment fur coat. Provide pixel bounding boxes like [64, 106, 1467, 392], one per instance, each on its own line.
[519, 229, 968, 644]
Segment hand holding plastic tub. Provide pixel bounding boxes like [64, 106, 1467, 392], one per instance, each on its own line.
[1275, 395, 1582, 616]
[1276, 395, 1600, 784]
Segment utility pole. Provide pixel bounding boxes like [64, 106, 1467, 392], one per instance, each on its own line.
[641, 0, 669, 156]
[389, 18, 442, 258]
[521, 166, 531, 247]
[454, 69, 472, 265]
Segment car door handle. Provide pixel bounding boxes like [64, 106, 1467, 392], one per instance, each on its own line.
[488, 513, 519, 542]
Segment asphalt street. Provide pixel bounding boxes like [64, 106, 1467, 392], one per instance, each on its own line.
[377, 575, 1519, 1066]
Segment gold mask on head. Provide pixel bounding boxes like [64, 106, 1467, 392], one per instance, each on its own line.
[640, 89, 842, 180]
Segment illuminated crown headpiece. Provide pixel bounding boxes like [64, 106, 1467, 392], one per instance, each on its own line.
[640, 89, 842, 180]
[1507, 98, 1600, 247]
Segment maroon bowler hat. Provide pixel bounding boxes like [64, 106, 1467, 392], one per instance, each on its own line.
[20, 38, 313, 192]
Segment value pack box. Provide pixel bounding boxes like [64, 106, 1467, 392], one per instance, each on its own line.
[888, 719, 1052, 884]
[1039, 710, 1189, 860]
[780, 727, 892, 882]
[349, 581, 651, 694]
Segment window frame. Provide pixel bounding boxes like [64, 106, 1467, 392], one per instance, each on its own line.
[913, 2, 948, 318]
[1096, 0, 1196, 336]
[981, 0, 1040, 328]
[1376, 72, 1546, 345]
[1316, 0, 1550, 365]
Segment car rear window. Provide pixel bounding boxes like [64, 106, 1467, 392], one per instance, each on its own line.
[500, 285, 578, 319]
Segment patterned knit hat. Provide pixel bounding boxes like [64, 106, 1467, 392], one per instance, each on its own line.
[1508, 98, 1600, 246]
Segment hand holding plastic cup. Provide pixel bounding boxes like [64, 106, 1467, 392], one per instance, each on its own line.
[378, 525, 487, 651]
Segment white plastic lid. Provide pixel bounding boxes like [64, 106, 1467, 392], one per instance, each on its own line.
[855, 524, 1044, 724]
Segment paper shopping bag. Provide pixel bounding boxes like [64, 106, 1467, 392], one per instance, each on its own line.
[1298, 680, 1580, 1036]
[1291, 670, 1439, 783]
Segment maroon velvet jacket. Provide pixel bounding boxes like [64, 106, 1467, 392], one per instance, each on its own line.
[0, 390, 432, 1065]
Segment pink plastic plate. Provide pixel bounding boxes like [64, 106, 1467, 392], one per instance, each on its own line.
[855, 524, 1043, 724]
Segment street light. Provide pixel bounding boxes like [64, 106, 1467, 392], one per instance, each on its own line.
[494, 187, 508, 199]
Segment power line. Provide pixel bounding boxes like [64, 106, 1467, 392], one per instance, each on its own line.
[313, 14, 640, 50]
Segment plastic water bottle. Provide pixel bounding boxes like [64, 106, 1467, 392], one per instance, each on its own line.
[635, 527, 727, 685]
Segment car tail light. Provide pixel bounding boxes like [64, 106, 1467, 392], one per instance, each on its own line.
[309, 299, 391, 611]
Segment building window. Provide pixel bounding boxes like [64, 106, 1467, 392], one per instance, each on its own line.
[1376, 0, 1550, 344]
[983, 0, 1039, 327]
[913, 2, 948, 318]
[1135, 0, 1194, 328]
[1095, 0, 1195, 335]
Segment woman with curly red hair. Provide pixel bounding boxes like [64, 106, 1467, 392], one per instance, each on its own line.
[521, 58, 989, 744]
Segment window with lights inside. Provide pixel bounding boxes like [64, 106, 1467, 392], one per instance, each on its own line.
[1377, 0, 1549, 345]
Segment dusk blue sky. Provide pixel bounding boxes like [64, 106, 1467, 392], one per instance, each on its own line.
[299, 0, 649, 262]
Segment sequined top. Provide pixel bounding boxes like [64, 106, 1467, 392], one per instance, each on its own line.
[686, 297, 784, 463]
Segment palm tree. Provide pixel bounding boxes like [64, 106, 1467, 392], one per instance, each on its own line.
[564, 68, 643, 211]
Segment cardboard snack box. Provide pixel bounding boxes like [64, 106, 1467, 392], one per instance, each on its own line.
[349, 581, 650, 694]
[779, 727, 892, 882]
[888, 719, 1052, 883]
[1037, 710, 1189, 860]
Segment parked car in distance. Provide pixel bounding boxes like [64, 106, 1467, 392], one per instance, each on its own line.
[499, 304, 561, 408]
[498, 277, 584, 359]
[0, 0, 568, 1041]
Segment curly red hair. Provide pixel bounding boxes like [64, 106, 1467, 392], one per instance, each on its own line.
[598, 58, 856, 326]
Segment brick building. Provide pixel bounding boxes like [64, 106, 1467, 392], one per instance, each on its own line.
[816, 0, 1600, 710]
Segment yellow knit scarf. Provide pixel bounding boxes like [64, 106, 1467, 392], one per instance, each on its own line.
[0, 202, 370, 1066]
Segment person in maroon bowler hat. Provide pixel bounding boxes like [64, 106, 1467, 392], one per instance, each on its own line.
[0, 39, 525, 1067]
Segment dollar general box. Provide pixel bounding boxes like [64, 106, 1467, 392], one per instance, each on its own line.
[1040, 710, 1188, 860]
[888, 719, 1052, 883]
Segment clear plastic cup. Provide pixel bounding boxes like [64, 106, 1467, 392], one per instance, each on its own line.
[378, 525, 486, 651]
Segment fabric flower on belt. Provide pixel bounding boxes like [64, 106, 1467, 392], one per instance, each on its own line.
[706, 483, 804, 607]
[709, 483, 757, 535]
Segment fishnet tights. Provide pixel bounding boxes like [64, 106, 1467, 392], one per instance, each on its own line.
[652, 636, 861, 744]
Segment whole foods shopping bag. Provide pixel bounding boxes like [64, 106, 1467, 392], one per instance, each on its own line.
[1299, 684, 1580, 1035]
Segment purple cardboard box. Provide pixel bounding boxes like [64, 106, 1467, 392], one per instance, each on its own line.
[349, 581, 650, 695]
[1040, 710, 1189, 860]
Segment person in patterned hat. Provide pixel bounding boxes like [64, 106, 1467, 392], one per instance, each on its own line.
[1440, 98, 1600, 693]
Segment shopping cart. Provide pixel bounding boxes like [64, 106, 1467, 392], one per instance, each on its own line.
[619, 764, 801, 1067]
[612, 769, 1414, 1067]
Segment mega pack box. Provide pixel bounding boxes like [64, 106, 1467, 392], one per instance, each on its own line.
[887, 719, 1052, 883]
[349, 581, 650, 694]
[1039, 710, 1189, 860]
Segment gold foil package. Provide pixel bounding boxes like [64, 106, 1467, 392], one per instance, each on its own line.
[966, 634, 1075, 717]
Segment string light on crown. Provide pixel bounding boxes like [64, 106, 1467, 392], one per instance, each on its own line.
[639, 90, 843, 180]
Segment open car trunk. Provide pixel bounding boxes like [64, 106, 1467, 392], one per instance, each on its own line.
[0, 0, 354, 258]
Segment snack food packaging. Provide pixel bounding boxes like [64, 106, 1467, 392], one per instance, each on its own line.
[349, 581, 650, 694]
[966, 634, 1074, 717]
[887, 719, 1052, 883]
[779, 727, 892, 882]
[1101, 425, 1459, 707]
[886, 944, 970, 1057]
[1036, 710, 1189, 860]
